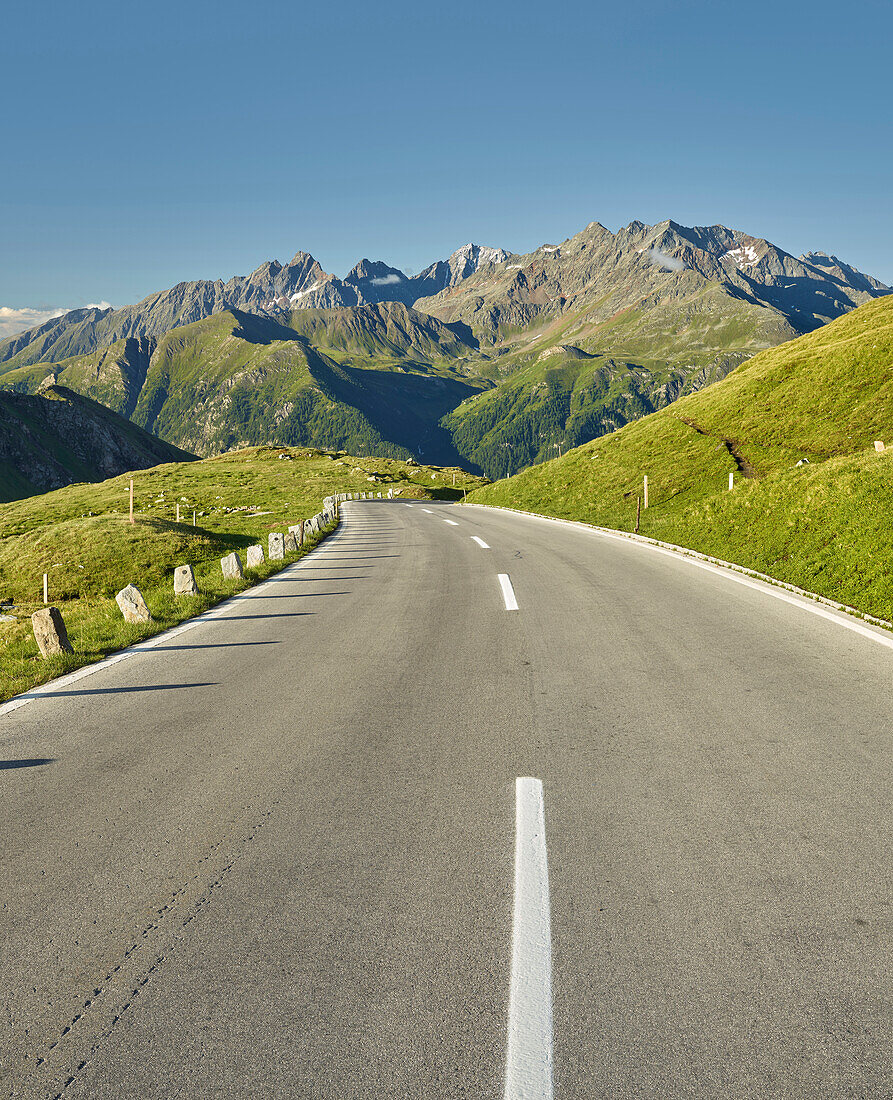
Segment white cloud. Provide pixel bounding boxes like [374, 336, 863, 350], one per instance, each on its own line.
[647, 248, 684, 272]
[370, 273, 403, 286]
[0, 301, 113, 339]
[0, 306, 66, 338]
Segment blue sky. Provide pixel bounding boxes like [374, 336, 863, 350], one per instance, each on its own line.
[1, 0, 891, 330]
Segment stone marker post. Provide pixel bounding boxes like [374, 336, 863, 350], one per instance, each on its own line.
[269, 533, 285, 561]
[31, 607, 74, 656]
[221, 552, 244, 580]
[174, 564, 199, 596]
[246, 545, 265, 569]
[284, 531, 298, 554]
[115, 584, 152, 623]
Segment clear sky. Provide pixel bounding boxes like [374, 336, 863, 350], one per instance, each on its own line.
[2, 0, 891, 332]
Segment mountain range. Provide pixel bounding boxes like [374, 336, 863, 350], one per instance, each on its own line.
[1, 220, 888, 481]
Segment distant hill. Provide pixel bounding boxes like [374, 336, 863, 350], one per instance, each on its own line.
[0, 306, 488, 466]
[0, 384, 195, 502]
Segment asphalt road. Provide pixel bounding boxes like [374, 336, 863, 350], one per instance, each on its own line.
[0, 500, 889, 1099]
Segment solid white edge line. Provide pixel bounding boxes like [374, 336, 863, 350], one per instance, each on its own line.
[505, 777, 553, 1100]
[466, 504, 893, 653]
[0, 517, 353, 722]
[472, 537, 491, 549]
[498, 574, 519, 611]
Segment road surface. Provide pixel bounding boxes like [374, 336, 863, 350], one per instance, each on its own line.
[0, 500, 889, 1098]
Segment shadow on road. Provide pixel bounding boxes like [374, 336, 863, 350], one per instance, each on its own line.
[18, 683, 219, 699]
[146, 641, 283, 651]
[233, 592, 351, 600]
[0, 758, 55, 770]
[203, 612, 315, 621]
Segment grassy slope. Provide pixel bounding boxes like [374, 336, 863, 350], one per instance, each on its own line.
[439, 279, 800, 477]
[0, 447, 486, 702]
[468, 296, 893, 619]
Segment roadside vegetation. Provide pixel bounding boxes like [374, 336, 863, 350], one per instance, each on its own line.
[0, 446, 485, 702]
[468, 296, 893, 620]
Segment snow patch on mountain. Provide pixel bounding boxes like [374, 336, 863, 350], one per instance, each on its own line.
[723, 244, 760, 268]
[289, 282, 324, 302]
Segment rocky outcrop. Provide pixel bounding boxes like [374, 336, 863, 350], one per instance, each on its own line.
[0, 385, 195, 503]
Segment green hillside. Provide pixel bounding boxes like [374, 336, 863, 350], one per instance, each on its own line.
[0, 446, 486, 702]
[0, 307, 489, 467]
[468, 296, 893, 618]
[283, 302, 477, 365]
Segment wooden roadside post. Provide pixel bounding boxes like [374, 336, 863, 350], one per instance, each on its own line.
[643, 475, 649, 509]
[176, 503, 181, 523]
[193, 510, 196, 526]
[129, 478, 134, 524]
[43, 574, 48, 605]
[729, 471, 734, 491]
[635, 496, 641, 534]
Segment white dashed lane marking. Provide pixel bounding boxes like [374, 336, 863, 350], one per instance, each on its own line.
[505, 777, 553, 1099]
[498, 574, 519, 611]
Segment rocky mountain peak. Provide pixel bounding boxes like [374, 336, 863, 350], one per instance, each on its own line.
[345, 259, 407, 286]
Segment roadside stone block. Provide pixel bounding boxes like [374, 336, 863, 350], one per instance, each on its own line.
[284, 532, 298, 554]
[874, 440, 885, 452]
[174, 564, 199, 596]
[221, 551, 244, 580]
[246, 544, 265, 569]
[116, 583, 151, 623]
[31, 607, 73, 656]
[268, 533, 285, 561]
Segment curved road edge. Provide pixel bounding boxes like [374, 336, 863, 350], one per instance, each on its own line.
[461, 501, 893, 648]
[0, 517, 344, 723]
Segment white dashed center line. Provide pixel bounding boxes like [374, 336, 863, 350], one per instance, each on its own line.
[422, 508, 434, 514]
[498, 574, 519, 611]
[471, 536, 490, 549]
[505, 777, 553, 1100]
[443, 519, 459, 526]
